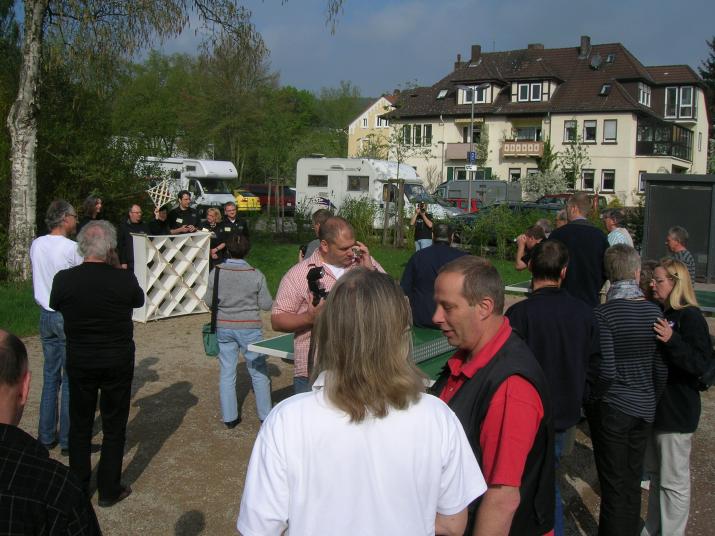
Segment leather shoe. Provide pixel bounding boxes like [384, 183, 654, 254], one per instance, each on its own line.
[224, 417, 241, 429]
[42, 440, 58, 450]
[98, 485, 132, 507]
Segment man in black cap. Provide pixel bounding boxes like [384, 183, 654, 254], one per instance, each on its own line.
[400, 223, 467, 328]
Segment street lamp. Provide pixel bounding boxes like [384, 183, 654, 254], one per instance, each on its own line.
[456, 82, 490, 212]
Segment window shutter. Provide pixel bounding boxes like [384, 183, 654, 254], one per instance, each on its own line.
[447, 167, 454, 181]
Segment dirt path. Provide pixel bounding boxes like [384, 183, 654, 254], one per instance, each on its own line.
[18, 309, 715, 535]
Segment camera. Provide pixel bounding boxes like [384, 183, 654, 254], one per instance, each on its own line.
[307, 266, 329, 306]
[418, 202, 426, 211]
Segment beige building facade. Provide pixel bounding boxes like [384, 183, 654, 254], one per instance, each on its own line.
[389, 37, 710, 206]
[347, 95, 397, 158]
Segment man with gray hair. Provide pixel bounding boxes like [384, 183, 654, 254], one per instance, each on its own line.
[29, 200, 83, 454]
[400, 223, 466, 328]
[50, 220, 144, 507]
[602, 208, 633, 247]
[0, 330, 102, 534]
[665, 226, 696, 281]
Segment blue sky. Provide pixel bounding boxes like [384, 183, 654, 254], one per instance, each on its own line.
[164, 0, 714, 97]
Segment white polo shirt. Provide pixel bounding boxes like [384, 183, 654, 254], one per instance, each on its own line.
[30, 234, 83, 311]
[237, 372, 486, 536]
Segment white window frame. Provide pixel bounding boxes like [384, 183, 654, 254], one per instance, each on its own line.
[347, 175, 369, 192]
[526, 168, 539, 177]
[463, 86, 487, 104]
[679, 87, 693, 118]
[638, 170, 647, 193]
[581, 169, 595, 191]
[423, 124, 432, 146]
[518, 83, 530, 102]
[413, 125, 422, 146]
[402, 125, 411, 145]
[664, 87, 678, 118]
[638, 82, 651, 107]
[376, 116, 389, 128]
[509, 168, 522, 182]
[362, 117, 368, 128]
[583, 120, 597, 143]
[603, 119, 617, 143]
[563, 120, 577, 143]
[601, 169, 615, 192]
[530, 82, 542, 102]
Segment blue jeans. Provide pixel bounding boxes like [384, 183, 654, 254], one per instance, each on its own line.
[554, 431, 565, 536]
[217, 327, 272, 422]
[415, 239, 433, 251]
[38, 309, 70, 449]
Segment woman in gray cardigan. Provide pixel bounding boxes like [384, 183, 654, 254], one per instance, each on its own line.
[206, 235, 273, 428]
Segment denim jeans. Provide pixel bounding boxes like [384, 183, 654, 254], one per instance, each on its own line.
[415, 239, 433, 251]
[217, 328, 272, 422]
[38, 309, 70, 449]
[554, 431, 566, 536]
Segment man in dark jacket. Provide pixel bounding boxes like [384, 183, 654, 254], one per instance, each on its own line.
[118, 204, 149, 271]
[432, 255, 554, 535]
[400, 223, 466, 328]
[549, 192, 608, 307]
[51, 220, 145, 508]
[505, 240, 599, 535]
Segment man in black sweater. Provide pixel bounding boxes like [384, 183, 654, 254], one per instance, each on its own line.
[118, 204, 149, 271]
[549, 192, 608, 307]
[505, 239, 600, 535]
[168, 190, 198, 234]
[50, 220, 145, 508]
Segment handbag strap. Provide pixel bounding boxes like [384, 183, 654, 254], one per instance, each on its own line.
[210, 266, 221, 333]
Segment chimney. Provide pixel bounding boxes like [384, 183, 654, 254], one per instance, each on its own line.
[470, 44, 482, 63]
[579, 35, 591, 58]
[454, 53, 463, 70]
[528, 43, 544, 50]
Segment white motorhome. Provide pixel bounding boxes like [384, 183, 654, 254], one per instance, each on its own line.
[137, 157, 237, 216]
[296, 158, 462, 229]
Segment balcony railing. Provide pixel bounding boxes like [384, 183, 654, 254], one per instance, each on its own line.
[500, 140, 544, 158]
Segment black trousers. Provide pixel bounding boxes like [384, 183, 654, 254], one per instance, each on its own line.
[585, 400, 650, 536]
[67, 360, 134, 500]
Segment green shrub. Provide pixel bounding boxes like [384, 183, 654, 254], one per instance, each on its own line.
[338, 196, 379, 245]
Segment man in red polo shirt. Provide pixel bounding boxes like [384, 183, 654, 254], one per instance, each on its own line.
[432, 255, 554, 536]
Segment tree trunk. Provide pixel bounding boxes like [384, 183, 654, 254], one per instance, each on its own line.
[6, 0, 48, 281]
[393, 178, 405, 247]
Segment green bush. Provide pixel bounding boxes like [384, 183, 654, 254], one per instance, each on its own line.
[337, 196, 379, 245]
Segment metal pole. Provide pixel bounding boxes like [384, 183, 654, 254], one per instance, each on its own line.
[467, 86, 475, 213]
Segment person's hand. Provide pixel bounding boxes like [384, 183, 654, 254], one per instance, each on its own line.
[654, 318, 673, 343]
[210, 249, 219, 260]
[353, 241, 374, 269]
[307, 296, 327, 323]
[516, 234, 527, 246]
[186, 225, 197, 233]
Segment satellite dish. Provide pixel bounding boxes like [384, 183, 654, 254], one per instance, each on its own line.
[590, 54, 602, 70]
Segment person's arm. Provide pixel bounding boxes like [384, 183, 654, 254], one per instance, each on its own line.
[471, 485, 521, 536]
[436, 509, 468, 536]
[399, 256, 416, 298]
[271, 300, 325, 332]
[258, 274, 273, 311]
[655, 308, 712, 376]
[589, 308, 615, 400]
[422, 212, 434, 229]
[410, 209, 419, 225]
[130, 274, 145, 308]
[514, 235, 528, 271]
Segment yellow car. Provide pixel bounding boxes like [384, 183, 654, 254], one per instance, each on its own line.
[234, 190, 261, 212]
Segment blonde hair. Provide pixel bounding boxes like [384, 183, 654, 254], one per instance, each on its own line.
[207, 207, 222, 222]
[312, 268, 425, 422]
[658, 258, 698, 310]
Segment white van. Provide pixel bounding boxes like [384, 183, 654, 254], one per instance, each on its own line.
[137, 157, 237, 216]
[296, 158, 462, 229]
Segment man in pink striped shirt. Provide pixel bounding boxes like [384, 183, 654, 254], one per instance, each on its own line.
[272, 217, 385, 393]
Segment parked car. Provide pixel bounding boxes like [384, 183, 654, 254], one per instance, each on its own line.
[234, 190, 261, 212]
[242, 184, 296, 215]
[536, 192, 607, 211]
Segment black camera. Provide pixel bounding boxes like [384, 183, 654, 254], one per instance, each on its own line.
[307, 266, 329, 306]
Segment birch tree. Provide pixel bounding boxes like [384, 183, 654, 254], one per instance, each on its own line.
[6, 0, 344, 280]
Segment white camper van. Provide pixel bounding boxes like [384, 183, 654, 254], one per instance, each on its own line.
[137, 157, 237, 216]
[296, 158, 462, 229]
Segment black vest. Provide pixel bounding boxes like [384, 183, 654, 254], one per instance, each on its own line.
[431, 333, 555, 535]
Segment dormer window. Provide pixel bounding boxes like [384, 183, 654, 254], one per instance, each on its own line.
[638, 82, 651, 107]
[599, 84, 611, 96]
[437, 89, 448, 99]
[517, 82, 542, 102]
[462, 85, 488, 104]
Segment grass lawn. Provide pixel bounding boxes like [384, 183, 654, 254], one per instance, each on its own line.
[0, 236, 527, 338]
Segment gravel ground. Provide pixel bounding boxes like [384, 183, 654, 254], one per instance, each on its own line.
[17, 304, 715, 535]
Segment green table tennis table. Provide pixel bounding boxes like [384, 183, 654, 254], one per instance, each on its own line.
[248, 326, 455, 381]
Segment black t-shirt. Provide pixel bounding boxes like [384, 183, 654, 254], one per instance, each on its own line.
[50, 263, 145, 368]
[149, 218, 170, 235]
[414, 213, 433, 240]
[221, 217, 249, 239]
[168, 207, 198, 230]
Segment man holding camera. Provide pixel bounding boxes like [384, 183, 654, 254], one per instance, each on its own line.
[272, 217, 384, 394]
[410, 202, 433, 250]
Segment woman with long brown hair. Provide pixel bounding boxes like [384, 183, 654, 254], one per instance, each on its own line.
[238, 268, 486, 536]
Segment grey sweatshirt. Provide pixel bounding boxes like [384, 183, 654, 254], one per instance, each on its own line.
[206, 259, 273, 330]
